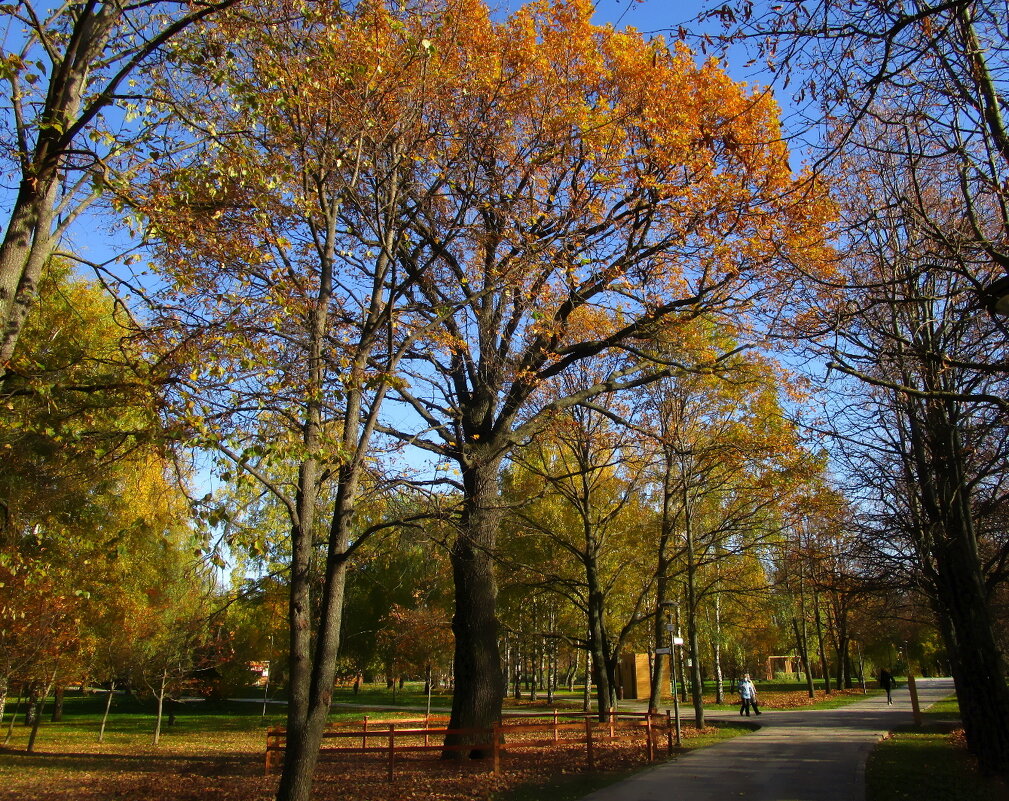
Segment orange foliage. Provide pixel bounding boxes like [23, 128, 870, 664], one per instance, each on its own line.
[133, 0, 835, 420]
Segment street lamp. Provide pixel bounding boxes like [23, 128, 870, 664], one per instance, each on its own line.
[980, 275, 1009, 315]
[659, 601, 683, 747]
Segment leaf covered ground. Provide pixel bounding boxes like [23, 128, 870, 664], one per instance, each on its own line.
[0, 717, 747, 801]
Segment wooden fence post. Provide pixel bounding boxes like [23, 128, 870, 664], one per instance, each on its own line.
[666, 710, 673, 755]
[492, 722, 501, 775]
[608, 707, 615, 740]
[552, 709, 559, 744]
[645, 714, 654, 761]
[363, 715, 369, 750]
[265, 728, 281, 776]
[585, 717, 594, 770]
[387, 723, 395, 781]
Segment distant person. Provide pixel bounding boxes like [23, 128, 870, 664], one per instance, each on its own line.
[739, 674, 761, 716]
[879, 668, 895, 705]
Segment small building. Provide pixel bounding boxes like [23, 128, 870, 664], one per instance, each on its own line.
[765, 655, 802, 680]
[620, 653, 672, 700]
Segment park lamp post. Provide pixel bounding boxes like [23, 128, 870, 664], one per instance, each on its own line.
[658, 601, 683, 747]
[262, 634, 274, 718]
[980, 275, 1009, 316]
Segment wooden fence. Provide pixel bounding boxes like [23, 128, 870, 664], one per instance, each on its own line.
[264, 709, 675, 778]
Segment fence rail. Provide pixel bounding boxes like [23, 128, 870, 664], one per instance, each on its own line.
[264, 708, 675, 778]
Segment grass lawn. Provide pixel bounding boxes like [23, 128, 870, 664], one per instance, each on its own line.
[866, 696, 1008, 801]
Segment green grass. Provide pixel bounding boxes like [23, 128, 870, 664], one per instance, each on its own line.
[866, 695, 1007, 801]
[922, 696, 961, 719]
[866, 729, 1006, 801]
[0, 688, 441, 752]
[491, 720, 756, 801]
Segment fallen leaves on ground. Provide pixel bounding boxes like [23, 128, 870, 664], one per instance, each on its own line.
[0, 720, 722, 801]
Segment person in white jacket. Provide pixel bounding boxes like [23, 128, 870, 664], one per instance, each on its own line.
[739, 674, 762, 716]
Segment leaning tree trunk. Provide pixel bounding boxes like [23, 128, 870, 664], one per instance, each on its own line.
[443, 455, 505, 759]
[26, 669, 56, 753]
[98, 681, 115, 743]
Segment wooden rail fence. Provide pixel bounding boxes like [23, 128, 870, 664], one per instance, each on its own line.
[264, 709, 676, 778]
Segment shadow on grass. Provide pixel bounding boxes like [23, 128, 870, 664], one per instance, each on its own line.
[0, 747, 258, 778]
[866, 711, 1007, 801]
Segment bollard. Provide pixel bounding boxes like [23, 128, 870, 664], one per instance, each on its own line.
[907, 672, 922, 726]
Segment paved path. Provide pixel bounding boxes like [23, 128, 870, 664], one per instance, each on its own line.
[579, 678, 954, 801]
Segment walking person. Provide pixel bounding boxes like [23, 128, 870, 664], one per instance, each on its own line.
[879, 668, 895, 705]
[739, 674, 761, 716]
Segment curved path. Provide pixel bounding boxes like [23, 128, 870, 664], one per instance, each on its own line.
[579, 678, 954, 801]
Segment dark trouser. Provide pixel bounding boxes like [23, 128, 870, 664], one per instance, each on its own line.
[740, 699, 760, 716]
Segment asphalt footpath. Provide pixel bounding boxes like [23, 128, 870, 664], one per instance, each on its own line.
[578, 677, 955, 801]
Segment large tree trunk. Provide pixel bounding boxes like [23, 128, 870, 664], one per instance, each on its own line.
[277, 355, 373, 800]
[585, 549, 618, 720]
[444, 456, 505, 758]
[50, 686, 64, 722]
[0, 3, 119, 370]
[276, 456, 320, 801]
[648, 575, 670, 712]
[910, 403, 1009, 776]
[933, 484, 1009, 772]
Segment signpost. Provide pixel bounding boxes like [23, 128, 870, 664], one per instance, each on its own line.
[664, 623, 682, 746]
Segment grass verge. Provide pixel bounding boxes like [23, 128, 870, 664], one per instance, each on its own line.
[866, 695, 1007, 801]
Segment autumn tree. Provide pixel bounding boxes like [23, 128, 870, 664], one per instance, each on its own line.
[133, 0, 830, 779]
[366, 0, 832, 751]
[808, 184, 1009, 770]
[633, 345, 818, 722]
[343, 524, 454, 688]
[131, 3, 451, 797]
[0, 263, 202, 748]
[502, 370, 656, 719]
[0, 262, 137, 684]
[704, 0, 1009, 773]
[0, 0, 241, 375]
